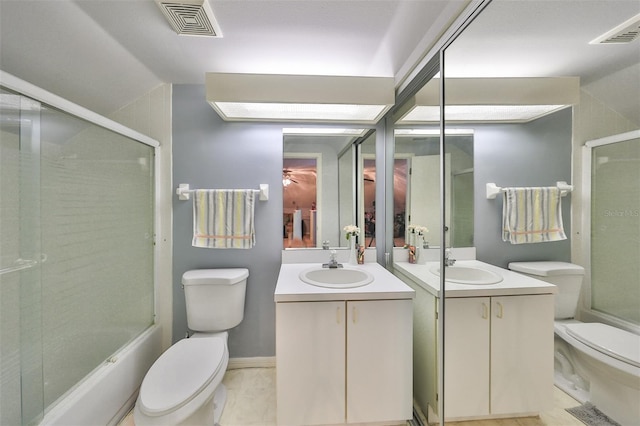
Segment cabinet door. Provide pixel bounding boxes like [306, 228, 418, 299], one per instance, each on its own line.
[490, 294, 554, 415]
[444, 297, 491, 419]
[276, 301, 346, 426]
[346, 299, 413, 424]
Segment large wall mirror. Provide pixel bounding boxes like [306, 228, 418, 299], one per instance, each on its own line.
[283, 129, 374, 249]
[392, 0, 639, 424]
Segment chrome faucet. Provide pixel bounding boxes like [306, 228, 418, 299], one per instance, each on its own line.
[323, 249, 343, 269]
[444, 248, 456, 267]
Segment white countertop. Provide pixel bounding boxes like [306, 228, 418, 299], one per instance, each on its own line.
[394, 260, 557, 298]
[275, 262, 415, 302]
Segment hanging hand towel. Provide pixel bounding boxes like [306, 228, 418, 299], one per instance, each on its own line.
[502, 186, 566, 244]
[192, 189, 256, 249]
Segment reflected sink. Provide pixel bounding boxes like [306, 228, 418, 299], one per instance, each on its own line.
[299, 267, 374, 289]
[429, 265, 503, 285]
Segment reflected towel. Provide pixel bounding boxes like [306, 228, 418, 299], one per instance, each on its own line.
[502, 187, 566, 244]
[192, 189, 256, 249]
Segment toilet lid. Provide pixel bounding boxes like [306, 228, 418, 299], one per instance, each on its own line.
[139, 336, 226, 416]
[565, 323, 640, 368]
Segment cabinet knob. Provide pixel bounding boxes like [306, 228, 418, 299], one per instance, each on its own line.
[496, 301, 504, 319]
[482, 303, 488, 319]
[352, 306, 358, 323]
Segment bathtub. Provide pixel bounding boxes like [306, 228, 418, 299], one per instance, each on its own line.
[554, 320, 640, 425]
[40, 325, 162, 426]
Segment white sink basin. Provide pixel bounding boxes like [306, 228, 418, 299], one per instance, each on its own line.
[429, 265, 503, 285]
[299, 267, 374, 288]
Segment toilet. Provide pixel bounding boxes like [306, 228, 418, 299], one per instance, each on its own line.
[508, 261, 640, 425]
[134, 268, 248, 426]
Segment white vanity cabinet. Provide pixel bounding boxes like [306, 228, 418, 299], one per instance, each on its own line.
[276, 298, 413, 426]
[444, 294, 554, 420]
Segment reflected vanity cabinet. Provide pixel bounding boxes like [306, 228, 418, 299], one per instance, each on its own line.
[444, 294, 555, 420]
[276, 299, 413, 426]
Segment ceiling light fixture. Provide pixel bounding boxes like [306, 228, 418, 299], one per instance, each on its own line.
[396, 77, 579, 123]
[404, 105, 570, 123]
[394, 128, 475, 136]
[206, 73, 394, 123]
[282, 128, 368, 136]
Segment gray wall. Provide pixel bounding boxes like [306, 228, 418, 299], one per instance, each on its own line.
[474, 107, 573, 267]
[172, 85, 283, 357]
[171, 85, 573, 358]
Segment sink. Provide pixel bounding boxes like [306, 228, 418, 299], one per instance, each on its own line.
[299, 267, 374, 288]
[429, 265, 503, 285]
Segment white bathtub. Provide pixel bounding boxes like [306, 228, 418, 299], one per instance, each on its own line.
[40, 325, 163, 426]
[554, 320, 640, 425]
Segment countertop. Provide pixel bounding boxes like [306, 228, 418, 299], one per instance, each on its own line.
[275, 262, 415, 302]
[394, 260, 557, 298]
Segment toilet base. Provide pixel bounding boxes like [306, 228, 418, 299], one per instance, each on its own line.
[213, 384, 227, 425]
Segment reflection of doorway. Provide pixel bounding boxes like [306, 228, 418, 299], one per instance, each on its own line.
[362, 158, 376, 247]
[409, 154, 450, 248]
[283, 157, 318, 247]
[394, 157, 409, 247]
[365, 157, 408, 247]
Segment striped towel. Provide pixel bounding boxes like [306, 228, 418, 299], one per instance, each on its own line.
[502, 187, 566, 244]
[192, 189, 256, 249]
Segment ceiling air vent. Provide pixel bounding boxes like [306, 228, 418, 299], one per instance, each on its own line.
[155, 0, 222, 37]
[590, 13, 640, 44]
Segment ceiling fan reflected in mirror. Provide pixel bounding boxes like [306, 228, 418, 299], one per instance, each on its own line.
[282, 169, 298, 187]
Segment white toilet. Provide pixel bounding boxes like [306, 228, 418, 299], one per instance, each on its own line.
[134, 268, 248, 426]
[508, 261, 640, 425]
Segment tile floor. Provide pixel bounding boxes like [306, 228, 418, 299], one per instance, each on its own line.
[119, 367, 584, 426]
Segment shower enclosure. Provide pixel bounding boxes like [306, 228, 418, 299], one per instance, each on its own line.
[584, 130, 640, 328]
[1, 75, 157, 425]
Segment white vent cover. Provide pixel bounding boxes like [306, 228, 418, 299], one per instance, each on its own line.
[590, 13, 640, 44]
[155, 0, 222, 37]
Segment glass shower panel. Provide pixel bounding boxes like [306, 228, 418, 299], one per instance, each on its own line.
[39, 105, 155, 409]
[0, 88, 155, 424]
[591, 137, 640, 325]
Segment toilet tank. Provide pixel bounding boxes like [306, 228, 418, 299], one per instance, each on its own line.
[182, 269, 248, 332]
[508, 261, 585, 320]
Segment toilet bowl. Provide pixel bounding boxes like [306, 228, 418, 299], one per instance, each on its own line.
[509, 261, 640, 425]
[134, 269, 248, 426]
[134, 334, 229, 425]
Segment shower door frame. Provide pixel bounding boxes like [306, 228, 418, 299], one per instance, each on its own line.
[581, 129, 640, 334]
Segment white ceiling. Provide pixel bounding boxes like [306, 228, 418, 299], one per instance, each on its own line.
[1, 0, 638, 123]
[445, 0, 640, 124]
[0, 0, 468, 115]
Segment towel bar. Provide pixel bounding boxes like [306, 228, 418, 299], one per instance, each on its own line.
[176, 183, 269, 201]
[486, 181, 573, 199]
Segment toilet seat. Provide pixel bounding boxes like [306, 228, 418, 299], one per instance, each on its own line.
[565, 322, 640, 368]
[138, 336, 226, 417]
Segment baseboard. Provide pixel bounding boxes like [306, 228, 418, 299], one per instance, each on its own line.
[227, 356, 276, 369]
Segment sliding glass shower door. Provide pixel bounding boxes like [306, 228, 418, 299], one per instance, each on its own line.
[0, 87, 155, 425]
[588, 133, 640, 326]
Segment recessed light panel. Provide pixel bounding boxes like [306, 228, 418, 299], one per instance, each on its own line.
[212, 102, 389, 122]
[401, 105, 569, 123]
[283, 128, 368, 136]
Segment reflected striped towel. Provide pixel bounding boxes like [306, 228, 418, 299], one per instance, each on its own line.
[502, 187, 566, 244]
[192, 189, 256, 249]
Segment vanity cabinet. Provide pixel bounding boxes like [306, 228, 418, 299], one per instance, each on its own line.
[276, 299, 412, 426]
[444, 294, 554, 420]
